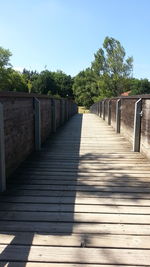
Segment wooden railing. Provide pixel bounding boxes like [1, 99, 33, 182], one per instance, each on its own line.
[90, 95, 150, 160]
[0, 92, 78, 192]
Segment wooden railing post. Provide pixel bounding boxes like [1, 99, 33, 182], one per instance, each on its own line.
[65, 100, 69, 121]
[100, 101, 102, 117]
[98, 102, 100, 116]
[116, 99, 121, 133]
[34, 98, 41, 151]
[108, 100, 111, 125]
[102, 100, 105, 120]
[133, 98, 142, 152]
[51, 99, 56, 132]
[0, 103, 6, 192]
[60, 99, 65, 125]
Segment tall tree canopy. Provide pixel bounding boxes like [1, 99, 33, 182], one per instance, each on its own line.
[0, 47, 28, 92]
[73, 68, 97, 107]
[0, 47, 12, 91]
[31, 70, 73, 98]
[73, 36, 134, 107]
[0, 47, 12, 69]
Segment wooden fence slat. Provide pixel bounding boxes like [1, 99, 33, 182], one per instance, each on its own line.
[0, 103, 6, 192]
[116, 99, 121, 133]
[34, 98, 41, 151]
[102, 100, 105, 120]
[51, 99, 56, 133]
[108, 100, 111, 125]
[133, 98, 142, 152]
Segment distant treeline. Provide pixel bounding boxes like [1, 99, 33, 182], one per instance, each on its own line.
[0, 47, 73, 98]
[0, 39, 150, 107]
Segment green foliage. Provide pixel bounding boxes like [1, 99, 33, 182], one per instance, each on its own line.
[1, 40, 150, 105]
[8, 70, 28, 92]
[92, 36, 133, 96]
[22, 69, 38, 93]
[31, 70, 73, 97]
[129, 78, 150, 95]
[73, 68, 97, 108]
[91, 48, 106, 76]
[31, 70, 57, 95]
[73, 36, 134, 107]
[0, 46, 74, 98]
[0, 47, 12, 91]
[51, 71, 73, 98]
[103, 37, 133, 78]
[0, 47, 12, 69]
[0, 48, 28, 92]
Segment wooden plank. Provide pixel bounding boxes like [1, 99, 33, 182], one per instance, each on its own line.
[20, 163, 150, 170]
[24, 159, 148, 165]
[1, 221, 150, 234]
[10, 179, 150, 187]
[1, 263, 141, 267]
[16, 173, 150, 180]
[28, 172, 150, 179]
[0, 245, 150, 264]
[10, 176, 150, 184]
[1, 232, 150, 249]
[6, 189, 150, 198]
[0, 211, 150, 224]
[17, 170, 150, 176]
[21, 163, 150, 168]
[1, 203, 150, 214]
[12, 184, 150, 192]
[25, 153, 145, 158]
[1, 196, 150, 206]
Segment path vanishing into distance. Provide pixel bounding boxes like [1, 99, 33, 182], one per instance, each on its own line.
[0, 113, 150, 266]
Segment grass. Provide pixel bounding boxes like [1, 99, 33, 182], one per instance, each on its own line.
[78, 106, 90, 113]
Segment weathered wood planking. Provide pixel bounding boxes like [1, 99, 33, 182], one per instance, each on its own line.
[1, 113, 150, 266]
[0, 245, 150, 264]
[1, 221, 150, 234]
[1, 202, 150, 213]
[1, 196, 150, 205]
[1, 232, 150, 248]
[0, 264, 144, 267]
[0, 211, 150, 223]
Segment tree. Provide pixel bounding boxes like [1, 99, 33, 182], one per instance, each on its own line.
[0, 47, 12, 91]
[0, 46, 74, 96]
[8, 70, 28, 92]
[103, 37, 133, 78]
[0, 47, 12, 69]
[31, 70, 74, 98]
[22, 69, 39, 93]
[91, 36, 133, 96]
[73, 36, 134, 108]
[73, 68, 97, 108]
[130, 78, 150, 95]
[51, 71, 73, 98]
[91, 48, 106, 77]
[31, 70, 58, 95]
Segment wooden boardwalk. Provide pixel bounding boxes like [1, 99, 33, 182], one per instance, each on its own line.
[0, 113, 150, 266]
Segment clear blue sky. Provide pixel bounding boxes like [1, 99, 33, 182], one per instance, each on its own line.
[0, 0, 150, 79]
